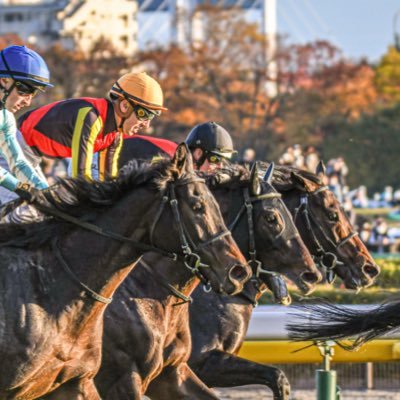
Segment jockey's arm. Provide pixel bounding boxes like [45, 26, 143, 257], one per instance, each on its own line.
[70, 107, 103, 180]
[0, 108, 48, 192]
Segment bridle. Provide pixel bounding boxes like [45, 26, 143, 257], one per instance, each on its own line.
[228, 186, 296, 306]
[149, 176, 231, 288]
[37, 176, 231, 304]
[294, 185, 358, 282]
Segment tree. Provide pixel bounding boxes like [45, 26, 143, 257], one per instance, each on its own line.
[375, 46, 400, 105]
[322, 104, 400, 193]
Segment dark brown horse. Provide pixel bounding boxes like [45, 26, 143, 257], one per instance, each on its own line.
[180, 165, 380, 400]
[95, 163, 320, 400]
[272, 163, 379, 289]
[0, 144, 250, 400]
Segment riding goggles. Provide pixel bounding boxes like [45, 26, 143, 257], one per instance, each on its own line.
[206, 152, 228, 164]
[14, 80, 40, 97]
[113, 81, 161, 121]
[133, 104, 160, 121]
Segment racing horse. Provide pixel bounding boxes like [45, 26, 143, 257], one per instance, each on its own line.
[0, 144, 250, 400]
[181, 164, 379, 400]
[95, 162, 321, 400]
[115, 136, 379, 400]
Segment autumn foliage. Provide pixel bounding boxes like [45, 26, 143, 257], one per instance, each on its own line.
[0, 7, 399, 192]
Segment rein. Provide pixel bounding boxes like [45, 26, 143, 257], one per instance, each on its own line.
[228, 187, 289, 306]
[34, 177, 230, 304]
[294, 185, 358, 282]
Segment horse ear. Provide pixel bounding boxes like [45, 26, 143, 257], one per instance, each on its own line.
[291, 171, 318, 192]
[316, 160, 326, 177]
[249, 162, 261, 196]
[290, 171, 306, 190]
[171, 143, 194, 177]
[263, 162, 274, 184]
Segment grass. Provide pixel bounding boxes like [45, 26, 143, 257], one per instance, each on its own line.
[259, 257, 400, 305]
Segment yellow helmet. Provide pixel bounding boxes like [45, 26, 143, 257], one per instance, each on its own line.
[109, 72, 167, 111]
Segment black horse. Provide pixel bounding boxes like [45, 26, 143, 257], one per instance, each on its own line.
[96, 163, 320, 400]
[0, 144, 250, 400]
[182, 165, 379, 400]
[115, 136, 379, 400]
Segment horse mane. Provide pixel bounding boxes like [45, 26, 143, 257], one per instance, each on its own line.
[0, 158, 182, 248]
[203, 163, 251, 189]
[258, 162, 323, 191]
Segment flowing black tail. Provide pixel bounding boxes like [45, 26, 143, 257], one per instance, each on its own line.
[286, 299, 400, 349]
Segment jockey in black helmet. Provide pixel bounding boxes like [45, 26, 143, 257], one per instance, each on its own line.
[185, 121, 237, 172]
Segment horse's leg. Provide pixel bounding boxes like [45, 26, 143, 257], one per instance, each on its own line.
[102, 370, 142, 400]
[43, 378, 100, 400]
[146, 364, 220, 400]
[191, 350, 290, 400]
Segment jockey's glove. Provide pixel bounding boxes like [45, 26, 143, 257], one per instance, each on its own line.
[15, 182, 39, 203]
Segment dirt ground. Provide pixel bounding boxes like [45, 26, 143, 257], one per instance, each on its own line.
[214, 386, 400, 400]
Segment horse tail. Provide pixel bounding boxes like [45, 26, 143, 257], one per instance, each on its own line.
[286, 299, 400, 349]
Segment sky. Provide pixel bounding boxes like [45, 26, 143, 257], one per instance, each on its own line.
[0, 0, 398, 62]
[138, 0, 400, 63]
[276, 0, 400, 63]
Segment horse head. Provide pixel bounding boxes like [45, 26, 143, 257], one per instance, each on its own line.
[149, 143, 251, 295]
[208, 162, 321, 298]
[273, 164, 380, 290]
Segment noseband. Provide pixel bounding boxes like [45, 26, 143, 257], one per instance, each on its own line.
[294, 185, 358, 282]
[228, 187, 294, 305]
[40, 176, 231, 303]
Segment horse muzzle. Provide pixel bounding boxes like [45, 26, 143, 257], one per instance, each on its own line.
[227, 263, 251, 294]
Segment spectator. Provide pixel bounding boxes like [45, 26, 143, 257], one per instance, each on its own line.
[278, 146, 295, 166]
[359, 222, 372, 245]
[292, 144, 305, 169]
[369, 217, 394, 253]
[304, 145, 320, 173]
[241, 147, 256, 167]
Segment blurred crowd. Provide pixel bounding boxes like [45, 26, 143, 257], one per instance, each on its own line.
[42, 145, 400, 255]
[276, 144, 400, 255]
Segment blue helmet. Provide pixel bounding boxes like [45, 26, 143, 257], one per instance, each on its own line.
[0, 45, 53, 88]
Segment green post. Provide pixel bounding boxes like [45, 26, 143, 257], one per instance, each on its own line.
[316, 369, 337, 400]
[316, 341, 341, 400]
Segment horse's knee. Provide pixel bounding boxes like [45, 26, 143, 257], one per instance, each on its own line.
[268, 369, 290, 400]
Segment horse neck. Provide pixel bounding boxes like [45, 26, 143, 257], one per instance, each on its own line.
[56, 187, 162, 305]
[125, 254, 201, 304]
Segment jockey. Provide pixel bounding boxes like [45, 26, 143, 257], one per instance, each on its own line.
[117, 121, 236, 172]
[18, 72, 166, 181]
[185, 121, 237, 172]
[0, 45, 52, 206]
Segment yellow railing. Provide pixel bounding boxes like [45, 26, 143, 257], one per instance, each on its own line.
[239, 340, 400, 363]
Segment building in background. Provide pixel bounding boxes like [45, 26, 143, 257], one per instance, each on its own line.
[0, 0, 138, 55]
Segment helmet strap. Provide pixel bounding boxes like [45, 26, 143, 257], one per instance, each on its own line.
[194, 149, 207, 169]
[0, 50, 17, 109]
[0, 80, 15, 109]
[113, 97, 134, 131]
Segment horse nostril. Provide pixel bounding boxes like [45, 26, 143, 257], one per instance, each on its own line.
[362, 263, 380, 279]
[229, 264, 250, 283]
[300, 271, 320, 284]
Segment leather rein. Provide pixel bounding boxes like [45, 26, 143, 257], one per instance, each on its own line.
[228, 187, 293, 306]
[294, 185, 358, 282]
[35, 177, 231, 304]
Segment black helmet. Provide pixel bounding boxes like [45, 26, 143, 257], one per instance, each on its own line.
[185, 121, 236, 159]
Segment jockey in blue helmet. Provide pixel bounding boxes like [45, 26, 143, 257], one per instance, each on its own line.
[0, 45, 52, 220]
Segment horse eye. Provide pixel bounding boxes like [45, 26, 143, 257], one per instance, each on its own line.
[265, 213, 277, 223]
[329, 211, 339, 221]
[192, 201, 204, 212]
